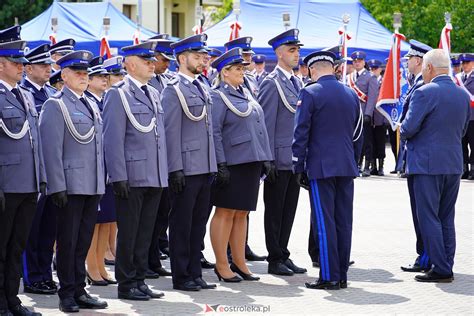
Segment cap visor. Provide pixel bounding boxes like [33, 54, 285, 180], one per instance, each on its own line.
[161, 52, 176, 61]
[7, 56, 29, 64]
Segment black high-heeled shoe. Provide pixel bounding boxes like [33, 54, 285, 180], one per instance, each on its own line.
[213, 267, 242, 282]
[230, 263, 260, 281]
[102, 276, 118, 284]
[86, 273, 108, 286]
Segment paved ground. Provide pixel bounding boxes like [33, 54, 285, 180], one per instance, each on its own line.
[19, 153, 473, 315]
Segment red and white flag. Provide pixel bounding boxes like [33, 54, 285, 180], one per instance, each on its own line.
[100, 36, 112, 59]
[192, 25, 203, 35]
[376, 32, 406, 106]
[49, 33, 57, 45]
[229, 21, 242, 42]
[132, 29, 140, 44]
[338, 27, 352, 84]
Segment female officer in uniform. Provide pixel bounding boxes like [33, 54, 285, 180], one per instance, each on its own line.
[209, 48, 273, 282]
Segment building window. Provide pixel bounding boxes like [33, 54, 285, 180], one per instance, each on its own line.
[172, 12, 183, 38]
[123, 4, 137, 22]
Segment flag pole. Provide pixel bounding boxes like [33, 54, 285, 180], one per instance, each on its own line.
[341, 13, 350, 85]
[393, 13, 402, 163]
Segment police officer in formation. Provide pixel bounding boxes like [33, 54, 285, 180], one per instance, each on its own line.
[39, 50, 107, 312]
[398, 40, 433, 274]
[0, 26, 44, 316]
[400, 49, 470, 282]
[103, 41, 168, 301]
[161, 34, 217, 291]
[49, 39, 75, 72]
[293, 50, 363, 290]
[259, 28, 307, 276]
[209, 48, 273, 282]
[459, 53, 474, 180]
[348, 51, 378, 177]
[253, 54, 268, 86]
[20, 43, 58, 297]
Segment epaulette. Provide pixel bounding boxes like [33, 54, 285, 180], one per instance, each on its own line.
[18, 85, 34, 94]
[266, 71, 278, 79]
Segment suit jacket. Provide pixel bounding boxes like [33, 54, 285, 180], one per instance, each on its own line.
[258, 67, 302, 171]
[39, 86, 105, 195]
[211, 83, 272, 166]
[103, 76, 168, 188]
[354, 69, 379, 117]
[20, 78, 56, 113]
[161, 74, 217, 176]
[0, 83, 45, 193]
[401, 75, 470, 175]
[293, 75, 362, 180]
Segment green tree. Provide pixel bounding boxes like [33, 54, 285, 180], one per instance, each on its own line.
[0, 0, 53, 30]
[210, 0, 233, 23]
[361, 0, 473, 52]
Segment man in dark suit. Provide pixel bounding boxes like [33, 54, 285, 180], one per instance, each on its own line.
[401, 49, 470, 283]
[293, 50, 363, 290]
[459, 53, 474, 180]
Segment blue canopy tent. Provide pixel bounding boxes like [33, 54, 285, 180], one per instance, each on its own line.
[20, 1, 158, 55]
[205, 0, 409, 62]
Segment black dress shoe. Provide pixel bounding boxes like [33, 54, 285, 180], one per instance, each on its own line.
[284, 259, 307, 274]
[245, 249, 267, 261]
[200, 257, 215, 269]
[230, 263, 260, 281]
[151, 266, 172, 276]
[401, 263, 426, 273]
[9, 305, 41, 316]
[173, 280, 201, 291]
[349, 260, 355, 266]
[24, 282, 56, 295]
[118, 288, 150, 301]
[194, 277, 217, 289]
[75, 294, 108, 309]
[312, 261, 320, 268]
[0, 309, 13, 316]
[104, 258, 115, 266]
[339, 280, 348, 289]
[43, 280, 58, 291]
[415, 270, 453, 283]
[268, 262, 294, 276]
[145, 269, 160, 279]
[138, 284, 164, 298]
[59, 298, 79, 313]
[305, 279, 340, 290]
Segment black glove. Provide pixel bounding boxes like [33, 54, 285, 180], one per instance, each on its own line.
[51, 191, 68, 208]
[0, 190, 5, 213]
[113, 181, 130, 199]
[216, 163, 231, 187]
[39, 182, 47, 195]
[295, 172, 310, 190]
[363, 115, 372, 125]
[264, 161, 278, 184]
[169, 170, 186, 194]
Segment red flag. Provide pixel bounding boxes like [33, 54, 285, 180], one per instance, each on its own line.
[192, 25, 203, 35]
[338, 27, 351, 84]
[376, 32, 406, 106]
[132, 29, 140, 44]
[99, 36, 112, 59]
[229, 21, 242, 42]
[49, 33, 57, 45]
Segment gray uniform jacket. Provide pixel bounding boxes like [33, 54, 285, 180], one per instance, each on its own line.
[149, 73, 173, 94]
[462, 72, 473, 121]
[161, 74, 217, 176]
[39, 86, 105, 195]
[0, 83, 45, 193]
[102, 77, 168, 188]
[354, 69, 379, 117]
[244, 73, 259, 98]
[372, 75, 387, 126]
[211, 83, 272, 166]
[258, 68, 302, 170]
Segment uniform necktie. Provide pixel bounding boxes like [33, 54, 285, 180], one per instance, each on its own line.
[290, 75, 300, 91]
[356, 72, 360, 79]
[141, 85, 153, 104]
[39, 87, 47, 99]
[79, 97, 94, 117]
[11, 88, 24, 105]
[192, 79, 206, 99]
[462, 74, 467, 83]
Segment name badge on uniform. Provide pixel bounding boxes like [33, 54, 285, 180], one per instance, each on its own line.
[73, 112, 84, 116]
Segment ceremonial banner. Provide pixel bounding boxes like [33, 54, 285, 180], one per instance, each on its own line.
[99, 36, 112, 59]
[375, 32, 406, 131]
[229, 21, 242, 41]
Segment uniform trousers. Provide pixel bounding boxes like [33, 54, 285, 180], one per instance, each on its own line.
[56, 194, 100, 299]
[168, 174, 211, 285]
[264, 170, 300, 263]
[0, 193, 37, 310]
[407, 176, 430, 268]
[23, 195, 57, 286]
[308, 221, 319, 263]
[148, 188, 170, 270]
[362, 121, 374, 161]
[412, 174, 460, 276]
[388, 127, 398, 162]
[372, 125, 387, 159]
[309, 177, 353, 282]
[462, 121, 474, 164]
[115, 187, 162, 291]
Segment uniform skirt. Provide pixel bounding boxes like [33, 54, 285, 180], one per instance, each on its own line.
[211, 161, 263, 211]
[97, 184, 117, 223]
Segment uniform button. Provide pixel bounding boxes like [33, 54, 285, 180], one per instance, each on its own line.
[259, 132, 262, 135]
